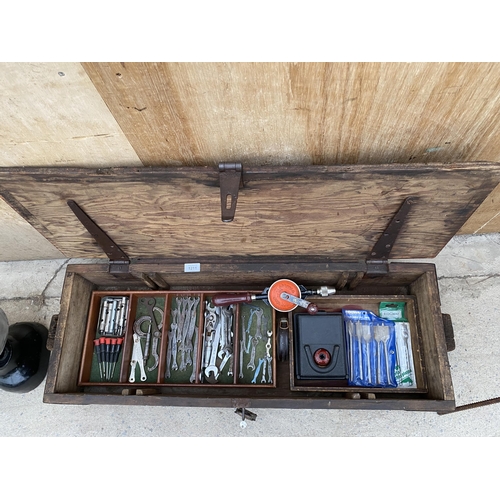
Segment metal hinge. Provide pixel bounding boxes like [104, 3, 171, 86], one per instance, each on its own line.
[365, 259, 389, 276]
[365, 197, 416, 276]
[67, 200, 131, 275]
[219, 162, 243, 222]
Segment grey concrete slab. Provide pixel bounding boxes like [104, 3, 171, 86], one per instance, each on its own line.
[0, 237, 499, 437]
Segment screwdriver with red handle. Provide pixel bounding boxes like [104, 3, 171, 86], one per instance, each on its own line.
[93, 339, 104, 380]
[109, 338, 123, 381]
[94, 336, 124, 381]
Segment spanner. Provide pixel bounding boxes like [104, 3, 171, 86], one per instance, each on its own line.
[252, 358, 265, 384]
[261, 359, 267, 383]
[265, 330, 273, 383]
[205, 318, 222, 379]
[239, 339, 246, 378]
[218, 350, 232, 378]
[189, 326, 199, 383]
[129, 333, 147, 383]
[247, 336, 259, 371]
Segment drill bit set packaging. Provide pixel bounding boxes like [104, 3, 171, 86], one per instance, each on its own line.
[379, 302, 417, 388]
[343, 309, 397, 388]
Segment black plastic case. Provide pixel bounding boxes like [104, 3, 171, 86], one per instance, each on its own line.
[293, 312, 348, 382]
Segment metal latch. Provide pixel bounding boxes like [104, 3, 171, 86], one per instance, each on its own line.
[67, 199, 131, 275]
[366, 197, 416, 276]
[219, 162, 243, 222]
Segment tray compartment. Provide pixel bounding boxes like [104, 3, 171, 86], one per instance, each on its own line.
[237, 302, 275, 386]
[163, 293, 203, 385]
[289, 295, 426, 393]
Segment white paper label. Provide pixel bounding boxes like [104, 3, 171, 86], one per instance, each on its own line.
[184, 263, 201, 273]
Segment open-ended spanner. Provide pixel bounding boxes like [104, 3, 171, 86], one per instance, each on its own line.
[189, 326, 199, 383]
[254, 309, 264, 341]
[239, 339, 246, 378]
[205, 318, 222, 379]
[265, 330, 273, 383]
[247, 336, 259, 371]
[261, 359, 267, 383]
[252, 358, 265, 383]
[218, 350, 232, 378]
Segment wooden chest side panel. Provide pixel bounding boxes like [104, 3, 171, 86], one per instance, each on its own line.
[410, 271, 454, 403]
[50, 272, 96, 394]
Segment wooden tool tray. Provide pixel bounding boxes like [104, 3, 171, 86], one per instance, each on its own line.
[1, 162, 500, 414]
[79, 290, 276, 388]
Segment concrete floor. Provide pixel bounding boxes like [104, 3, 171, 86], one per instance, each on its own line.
[0, 234, 499, 437]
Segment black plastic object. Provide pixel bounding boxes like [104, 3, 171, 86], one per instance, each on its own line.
[0, 322, 50, 393]
[294, 313, 348, 381]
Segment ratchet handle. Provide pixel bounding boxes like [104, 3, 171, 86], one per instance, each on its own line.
[212, 293, 256, 306]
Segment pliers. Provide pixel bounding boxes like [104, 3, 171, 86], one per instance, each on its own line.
[129, 333, 147, 383]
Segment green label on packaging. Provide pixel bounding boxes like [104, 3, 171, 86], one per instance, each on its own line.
[379, 302, 407, 322]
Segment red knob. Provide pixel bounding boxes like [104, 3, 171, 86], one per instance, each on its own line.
[314, 348, 331, 366]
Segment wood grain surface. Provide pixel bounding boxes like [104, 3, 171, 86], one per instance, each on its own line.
[0, 196, 63, 260]
[81, 62, 500, 235]
[83, 62, 500, 168]
[0, 63, 142, 168]
[0, 63, 144, 260]
[1, 163, 498, 261]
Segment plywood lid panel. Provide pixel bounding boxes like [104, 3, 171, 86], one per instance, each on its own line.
[0, 163, 499, 261]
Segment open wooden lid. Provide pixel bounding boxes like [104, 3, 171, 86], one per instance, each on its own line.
[0, 163, 499, 261]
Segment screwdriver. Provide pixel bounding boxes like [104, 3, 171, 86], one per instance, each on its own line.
[93, 339, 104, 380]
[110, 337, 124, 381]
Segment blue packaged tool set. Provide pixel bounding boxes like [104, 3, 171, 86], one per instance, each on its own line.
[293, 303, 416, 389]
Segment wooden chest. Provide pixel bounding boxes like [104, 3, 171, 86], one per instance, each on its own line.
[1, 162, 499, 415]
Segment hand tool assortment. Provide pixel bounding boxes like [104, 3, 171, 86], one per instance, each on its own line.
[343, 309, 397, 387]
[87, 291, 276, 386]
[238, 304, 273, 385]
[130, 297, 164, 382]
[87, 287, 417, 392]
[97, 296, 129, 337]
[91, 295, 129, 382]
[201, 301, 234, 383]
[164, 295, 200, 383]
[93, 337, 123, 381]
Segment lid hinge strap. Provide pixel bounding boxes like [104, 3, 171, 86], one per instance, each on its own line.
[365, 197, 416, 276]
[219, 162, 243, 223]
[67, 200, 131, 275]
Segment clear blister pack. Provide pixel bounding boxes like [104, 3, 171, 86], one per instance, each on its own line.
[343, 309, 397, 387]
